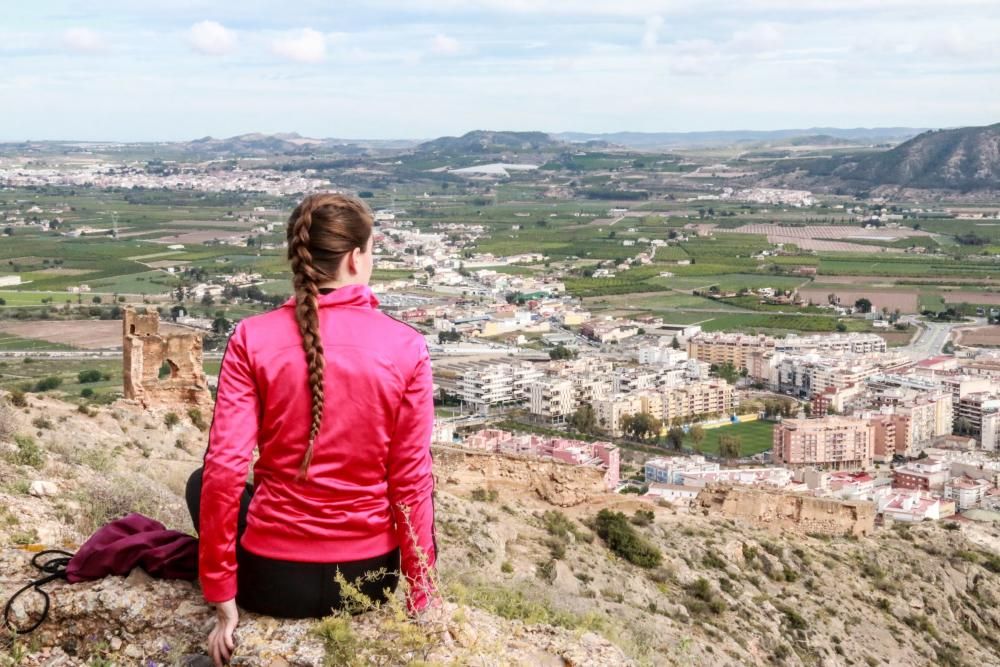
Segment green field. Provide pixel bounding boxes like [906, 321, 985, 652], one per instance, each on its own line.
[694, 420, 775, 457]
[0, 334, 75, 351]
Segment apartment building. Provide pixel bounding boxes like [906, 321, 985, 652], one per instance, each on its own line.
[528, 377, 575, 423]
[892, 459, 949, 492]
[455, 361, 544, 413]
[944, 475, 992, 511]
[644, 455, 720, 485]
[773, 417, 875, 470]
[663, 381, 735, 423]
[895, 391, 953, 450]
[594, 393, 644, 437]
[580, 318, 639, 343]
[636, 346, 688, 366]
[687, 332, 773, 371]
[955, 392, 1000, 440]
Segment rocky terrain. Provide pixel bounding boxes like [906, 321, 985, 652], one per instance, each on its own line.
[2, 391, 1000, 666]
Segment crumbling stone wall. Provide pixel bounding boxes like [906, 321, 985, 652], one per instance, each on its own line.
[122, 307, 213, 411]
[432, 445, 607, 506]
[696, 485, 875, 536]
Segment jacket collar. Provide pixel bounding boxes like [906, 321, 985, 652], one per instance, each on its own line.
[281, 283, 380, 309]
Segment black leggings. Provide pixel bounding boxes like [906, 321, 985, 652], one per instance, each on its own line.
[185, 467, 400, 619]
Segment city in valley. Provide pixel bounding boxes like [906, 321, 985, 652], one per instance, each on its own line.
[3, 124, 1000, 664]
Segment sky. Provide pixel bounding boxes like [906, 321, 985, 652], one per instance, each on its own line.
[3, 1, 999, 141]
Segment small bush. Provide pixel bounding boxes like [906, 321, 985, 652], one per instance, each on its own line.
[594, 509, 662, 568]
[187, 407, 208, 431]
[31, 416, 53, 430]
[470, 487, 498, 502]
[164, 412, 180, 428]
[501, 561, 514, 574]
[942, 522, 960, 531]
[9, 390, 27, 408]
[80, 387, 95, 399]
[33, 376, 63, 392]
[630, 509, 654, 527]
[6, 434, 45, 469]
[77, 369, 103, 383]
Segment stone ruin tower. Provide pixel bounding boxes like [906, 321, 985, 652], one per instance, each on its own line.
[122, 307, 213, 411]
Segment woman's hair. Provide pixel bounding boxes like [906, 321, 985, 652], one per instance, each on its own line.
[286, 193, 374, 479]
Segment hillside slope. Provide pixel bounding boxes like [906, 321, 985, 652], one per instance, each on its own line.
[2, 393, 1000, 666]
[835, 123, 1000, 190]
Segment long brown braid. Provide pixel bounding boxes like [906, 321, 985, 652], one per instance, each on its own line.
[285, 193, 374, 479]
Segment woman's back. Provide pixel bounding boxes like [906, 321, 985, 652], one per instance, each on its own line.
[198, 219, 436, 618]
[203, 283, 433, 560]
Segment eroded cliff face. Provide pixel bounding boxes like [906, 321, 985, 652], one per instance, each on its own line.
[433, 445, 607, 507]
[696, 486, 876, 537]
[3, 393, 1000, 667]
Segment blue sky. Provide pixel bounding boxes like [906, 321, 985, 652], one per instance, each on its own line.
[3, 1, 999, 141]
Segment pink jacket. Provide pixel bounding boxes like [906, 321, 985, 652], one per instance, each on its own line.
[198, 283, 436, 612]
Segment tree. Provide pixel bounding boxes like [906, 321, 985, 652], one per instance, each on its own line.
[666, 426, 685, 450]
[570, 404, 596, 434]
[711, 362, 739, 384]
[438, 330, 461, 344]
[955, 416, 972, 436]
[719, 435, 742, 460]
[670, 336, 680, 350]
[803, 402, 813, 418]
[212, 316, 231, 334]
[688, 424, 705, 448]
[549, 344, 577, 361]
[854, 298, 873, 313]
[622, 412, 660, 442]
[835, 321, 847, 332]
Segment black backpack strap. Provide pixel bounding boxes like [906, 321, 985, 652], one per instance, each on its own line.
[3, 549, 74, 635]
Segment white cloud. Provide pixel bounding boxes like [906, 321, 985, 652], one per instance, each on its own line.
[641, 16, 664, 50]
[61, 27, 107, 54]
[271, 28, 326, 63]
[188, 21, 237, 56]
[430, 33, 462, 55]
[730, 23, 784, 53]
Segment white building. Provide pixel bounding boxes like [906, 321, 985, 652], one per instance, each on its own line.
[644, 455, 719, 485]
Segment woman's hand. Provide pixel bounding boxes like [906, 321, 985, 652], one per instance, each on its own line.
[208, 598, 239, 666]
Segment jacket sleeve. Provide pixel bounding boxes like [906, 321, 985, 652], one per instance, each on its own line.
[387, 343, 437, 613]
[199, 321, 259, 603]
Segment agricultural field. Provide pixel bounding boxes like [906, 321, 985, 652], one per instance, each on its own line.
[955, 326, 1000, 347]
[693, 420, 775, 457]
[796, 288, 919, 313]
[0, 320, 188, 349]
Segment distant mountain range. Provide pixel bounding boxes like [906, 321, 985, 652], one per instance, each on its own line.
[553, 128, 927, 149]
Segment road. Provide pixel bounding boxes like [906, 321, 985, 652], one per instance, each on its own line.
[898, 317, 982, 361]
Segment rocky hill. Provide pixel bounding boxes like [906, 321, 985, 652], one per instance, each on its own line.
[2, 392, 1000, 666]
[415, 130, 564, 156]
[835, 123, 1000, 190]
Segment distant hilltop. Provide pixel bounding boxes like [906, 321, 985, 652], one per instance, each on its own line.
[833, 123, 1000, 190]
[552, 127, 928, 149]
[769, 122, 1000, 192]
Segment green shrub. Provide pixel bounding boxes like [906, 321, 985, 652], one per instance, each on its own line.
[77, 369, 103, 383]
[9, 390, 27, 407]
[594, 509, 662, 568]
[33, 376, 62, 392]
[80, 387, 95, 398]
[164, 412, 180, 428]
[470, 487, 498, 502]
[31, 416, 52, 430]
[501, 561, 514, 574]
[7, 435, 45, 469]
[630, 509, 654, 527]
[187, 407, 208, 431]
